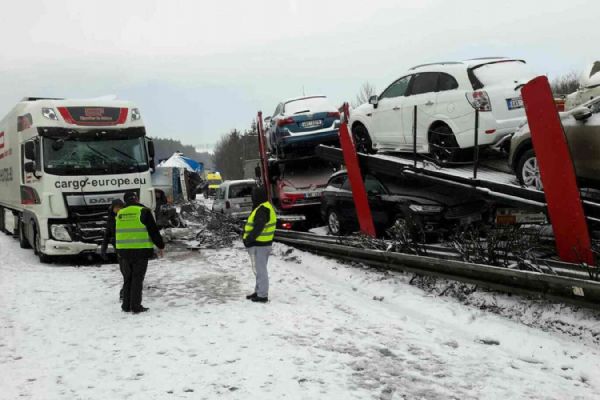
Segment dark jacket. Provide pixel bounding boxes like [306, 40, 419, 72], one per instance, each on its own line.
[243, 186, 273, 248]
[100, 199, 124, 257]
[116, 201, 165, 260]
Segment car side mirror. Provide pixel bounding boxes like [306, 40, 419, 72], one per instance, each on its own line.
[572, 106, 593, 121]
[369, 95, 379, 108]
[24, 161, 36, 174]
[24, 141, 36, 161]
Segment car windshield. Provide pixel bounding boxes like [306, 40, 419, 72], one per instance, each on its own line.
[471, 60, 534, 87]
[284, 97, 335, 115]
[43, 136, 148, 175]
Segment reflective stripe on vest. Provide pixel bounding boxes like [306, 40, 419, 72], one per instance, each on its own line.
[115, 205, 153, 249]
[243, 202, 277, 243]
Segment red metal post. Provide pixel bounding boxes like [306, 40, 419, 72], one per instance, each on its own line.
[521, 76, 594, 264]
[339, 103, 376, 237]
[256, 112, 272, 202]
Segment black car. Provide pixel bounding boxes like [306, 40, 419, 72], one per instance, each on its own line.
[320, 171, 489, 238]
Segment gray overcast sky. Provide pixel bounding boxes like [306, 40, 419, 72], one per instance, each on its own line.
[0, 0, 597, 149]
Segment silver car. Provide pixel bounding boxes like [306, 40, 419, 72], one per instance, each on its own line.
[509, 96, 600, 190]
[212, 180, 257, 219]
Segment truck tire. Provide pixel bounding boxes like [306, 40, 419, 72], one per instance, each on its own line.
[19, 219, 31, 249]
[33, 224, 52, 264]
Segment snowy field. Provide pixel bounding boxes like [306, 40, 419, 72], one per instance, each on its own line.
[1, 231, 600, 399]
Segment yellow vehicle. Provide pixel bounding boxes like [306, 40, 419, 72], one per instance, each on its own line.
[202, 171, 223, 198]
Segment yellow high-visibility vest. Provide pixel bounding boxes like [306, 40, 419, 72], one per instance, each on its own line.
[115, 205, 153, 249]
[243, 201, 277, 243]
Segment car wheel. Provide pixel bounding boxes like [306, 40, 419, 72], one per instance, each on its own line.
[429, 125, 459, 165]
[517, 149, 543, 190]
[352, 124, 374, 154]
[19, 219, 31, 249]
[327, 209, 344, 235]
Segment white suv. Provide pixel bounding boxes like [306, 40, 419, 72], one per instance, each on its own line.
[349, 58, 535, 163]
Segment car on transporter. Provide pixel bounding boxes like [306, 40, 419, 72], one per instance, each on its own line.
[320, 171, 489, 239]
[265, 95, 340, 157]
[509, 96, 600, 191]
[349, 58, 536, 163]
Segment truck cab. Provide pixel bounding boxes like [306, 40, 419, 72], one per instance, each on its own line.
[0, 97, 156, 261]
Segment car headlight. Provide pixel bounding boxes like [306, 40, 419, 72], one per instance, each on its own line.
[131, 108, 141, 121]
[42, 107, 59, 121]
[409, 204, 443, 213]
[51, 224, 72, 241]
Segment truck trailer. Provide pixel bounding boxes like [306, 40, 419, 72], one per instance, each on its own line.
[0, 97, 156, 262]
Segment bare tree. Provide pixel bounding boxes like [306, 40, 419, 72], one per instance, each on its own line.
[550, 71, 580, 96]
[352, 82, 377, 108]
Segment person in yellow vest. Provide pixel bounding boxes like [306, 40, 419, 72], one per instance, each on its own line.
[243, 186, 277, 303]
[116, 191, 165, 314]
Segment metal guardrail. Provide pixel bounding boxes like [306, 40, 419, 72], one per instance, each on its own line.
[275, 230, 600, 308]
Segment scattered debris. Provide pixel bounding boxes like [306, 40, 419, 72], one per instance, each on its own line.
[169, 202, 244, 249]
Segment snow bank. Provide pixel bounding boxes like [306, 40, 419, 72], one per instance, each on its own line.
[1, 233, 599, 399]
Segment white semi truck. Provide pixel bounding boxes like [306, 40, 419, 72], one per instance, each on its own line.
[0, 97, 156, 262]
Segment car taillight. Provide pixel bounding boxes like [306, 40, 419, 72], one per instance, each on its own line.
[281, 222, 293, 230]
[466, 91, 492, 112]
[225, 201, 231, 209]
[277, 117, 295, 127]
[327, 111, 340, 119]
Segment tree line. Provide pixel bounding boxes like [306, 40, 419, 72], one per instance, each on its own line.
[213, 121, 259, 180]
[151, 137, 213, 170]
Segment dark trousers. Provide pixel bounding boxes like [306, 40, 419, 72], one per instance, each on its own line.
[121, 257, 149, 311]
[118, 257, 126, 299]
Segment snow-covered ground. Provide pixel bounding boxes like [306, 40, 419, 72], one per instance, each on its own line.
[1, 231, 600, 399]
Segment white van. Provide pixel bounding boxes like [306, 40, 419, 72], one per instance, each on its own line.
[212, 179, 256, 219]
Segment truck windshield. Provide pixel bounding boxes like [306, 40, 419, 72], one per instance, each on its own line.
[43, 136, 149, 175]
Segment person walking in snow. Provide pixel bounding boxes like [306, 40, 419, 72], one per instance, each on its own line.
[243, 186, 277, 303]
[100, 198, 125, 300]
[115, 191, 165, 314]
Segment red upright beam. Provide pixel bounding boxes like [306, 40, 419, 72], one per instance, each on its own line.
[339, 103, 376, 237]
[256, 112, 272, 202]
[521, 76, 594, 264]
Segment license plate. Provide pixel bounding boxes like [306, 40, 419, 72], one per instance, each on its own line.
[506, 97, 524, 110]
[460, 214, 482, 225]
[305, 191, 322, 199]
[301, 120, 323, 128]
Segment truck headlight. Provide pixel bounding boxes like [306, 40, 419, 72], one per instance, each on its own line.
[42, 108, 59, 121]
[131, 108, 141, 121]
[409, 204, 443, 213]
[51, 224, 72, 241]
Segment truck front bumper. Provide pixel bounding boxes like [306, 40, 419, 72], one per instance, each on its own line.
[43, 239, 105, 256]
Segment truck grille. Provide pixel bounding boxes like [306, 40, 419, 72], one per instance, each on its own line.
[68, 205, 109, 244]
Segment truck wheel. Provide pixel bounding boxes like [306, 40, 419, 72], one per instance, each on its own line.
[19, 219, 31, 249]
[33, 225, 52, 264]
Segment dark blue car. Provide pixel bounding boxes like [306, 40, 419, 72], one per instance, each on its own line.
[266, 95, 340, 158]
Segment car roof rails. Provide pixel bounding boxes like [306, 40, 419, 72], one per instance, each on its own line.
[409, 61, 462, 70]
[21, 97, 65, 101]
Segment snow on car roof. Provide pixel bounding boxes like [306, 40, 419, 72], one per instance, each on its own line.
[409, 58, 524, 71]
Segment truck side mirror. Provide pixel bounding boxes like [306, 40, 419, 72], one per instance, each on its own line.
[25, 141, 36, 161]
[147, 140, 155, 158]
[24, 161, 36, 174]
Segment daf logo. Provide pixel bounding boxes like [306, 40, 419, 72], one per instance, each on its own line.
[88, 196, 120, 204]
